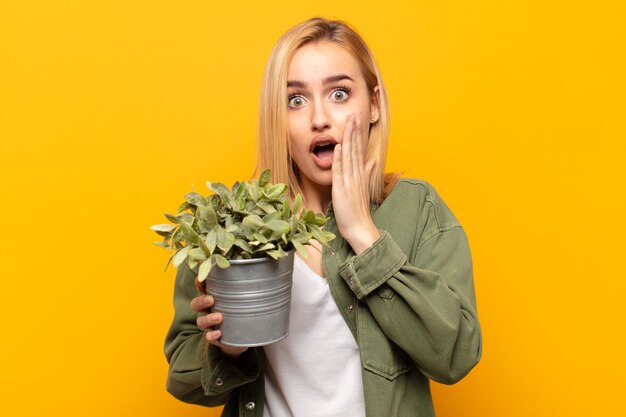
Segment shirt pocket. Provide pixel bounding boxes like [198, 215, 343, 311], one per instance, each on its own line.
[357, 305, 410, 380]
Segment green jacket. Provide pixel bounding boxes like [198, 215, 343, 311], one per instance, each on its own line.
[164, 179, 482, 416]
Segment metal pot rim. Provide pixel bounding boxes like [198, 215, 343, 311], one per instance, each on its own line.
[226, 249, 295, 266]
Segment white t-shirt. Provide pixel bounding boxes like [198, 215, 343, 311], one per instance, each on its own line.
[263, 255, 366, 417]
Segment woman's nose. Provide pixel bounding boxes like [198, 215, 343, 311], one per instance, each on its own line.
[311, 101, 330, 131]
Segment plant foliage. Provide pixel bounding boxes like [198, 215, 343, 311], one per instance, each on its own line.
[151, 169, 335, 281]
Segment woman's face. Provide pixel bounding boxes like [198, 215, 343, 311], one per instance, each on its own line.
[286, 40, 379, 189]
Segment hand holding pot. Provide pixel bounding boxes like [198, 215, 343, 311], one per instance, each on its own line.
[191, 277, 248, 360]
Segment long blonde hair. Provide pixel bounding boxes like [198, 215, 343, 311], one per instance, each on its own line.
[256, 17, 399, 204]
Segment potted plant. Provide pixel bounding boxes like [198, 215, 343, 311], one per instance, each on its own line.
[151, 169, 335, 347]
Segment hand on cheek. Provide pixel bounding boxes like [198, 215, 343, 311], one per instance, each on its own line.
[331, 114, 380, 255]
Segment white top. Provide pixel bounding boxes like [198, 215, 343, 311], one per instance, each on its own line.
[263, 255, 366, 417]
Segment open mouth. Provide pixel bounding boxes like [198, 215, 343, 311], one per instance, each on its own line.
[312, 142, 336, 159]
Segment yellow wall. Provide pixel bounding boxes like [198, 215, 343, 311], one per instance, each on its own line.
[1, 1, 624, 416]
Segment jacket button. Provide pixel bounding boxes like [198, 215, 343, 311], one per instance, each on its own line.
[215, 378, 224, 386]
[347, 305, 354, 313]
[245, 401, 256, 410]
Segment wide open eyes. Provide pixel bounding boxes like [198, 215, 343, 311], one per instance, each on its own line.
[287, 86, 352, 109]
[330, 88, 350, 102]
[288, 95, 306, 109]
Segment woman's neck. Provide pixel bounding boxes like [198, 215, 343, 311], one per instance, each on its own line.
[298, 176, 332, 215]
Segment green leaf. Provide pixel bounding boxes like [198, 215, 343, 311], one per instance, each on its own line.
[188, 247, 208, 262]
[248, 182, 260, 201]
[171, 228, 183, 244]
[187, 259, 199, 271]
[293, 232, 312, 243]
[196, 205, 218, 227]
[235, 181, 247, 203]
[257, 201, 277, 214]
[153, 241, 169, 248]
[305, 224, 335, 246]
[211, 254, 230, 269]
[242, 214, 264, 233]
[265, 219, 290, 234]
[280, 198, 291, 220]
[225, 224, 239, 233]
[164, 213, 179, 223]
[184, 192, 206, 206]
[198, 235, 212, 256]
[264, 184, 287, 199]
[302, 209, 315, 223]
[164, 254, 173, 272]
[262, 211, 281, 223]
[216, 228, 235, 253]
[177, 213, 195, 225]
[253, 232, 268, 243]
[254, 242, 276, 252]
[206, 181, 231, 200]
[197, 219, 212, 234]
[198, 259, 212, 282]
[179, 220, 199, 245]
[177, 201, 190, 214]
[292, 194, 302, 216]
[313, 214, 328, 226]
[205, 229, 217, 253]
[150, 224, 176, 233]
[320, 230, 336, 244]
[293, 240, 308, 258]
[265, 245, 288, 260]
[259, 169, 271, 187]
[233, 239, 252, 253]
[173, 246, 189, 268]
[223, 214, 234, 228]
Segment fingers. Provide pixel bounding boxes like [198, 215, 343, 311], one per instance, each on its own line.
[196, 311, 223, 331]
[333, 141, 343, 186]
[353, 115, 364, 178]
[342, 115, 354, 185]
[334, 113, 372, 194]
[192, 294, 221, 331]
[190, 294, 215, 312]
[190, 294, 248, 359]
[205, 329, 222, 344]
[194, 276, 207, 294]
[202, 320, 248, 361]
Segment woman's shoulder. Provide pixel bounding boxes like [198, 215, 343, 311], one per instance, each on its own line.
[386, 177, 438, 203]
[382, 177, 461, 230]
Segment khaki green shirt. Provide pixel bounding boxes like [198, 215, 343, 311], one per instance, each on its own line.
[164, 179, 482, 416]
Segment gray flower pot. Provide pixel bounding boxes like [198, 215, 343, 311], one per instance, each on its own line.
[206, 250, 295, 347]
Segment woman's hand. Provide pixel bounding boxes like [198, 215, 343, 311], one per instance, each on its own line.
[331, 114, 380, 255]
[191, 277, 248, 361]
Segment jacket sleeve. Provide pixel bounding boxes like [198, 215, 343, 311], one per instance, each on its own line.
[337, 187, 482, 385]
[163, 261, 261, 406]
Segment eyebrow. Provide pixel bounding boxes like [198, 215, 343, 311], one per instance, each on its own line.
[287, 74, 355, 89]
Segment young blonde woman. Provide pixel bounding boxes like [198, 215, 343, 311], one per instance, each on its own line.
[165, 17, 482, 417]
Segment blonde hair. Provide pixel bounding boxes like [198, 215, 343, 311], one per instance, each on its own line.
[255, 17, 399, 204]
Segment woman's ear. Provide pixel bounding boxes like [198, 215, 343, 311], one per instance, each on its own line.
[370, 86, 380, 123]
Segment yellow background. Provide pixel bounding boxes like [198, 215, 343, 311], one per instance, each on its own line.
[1, 0, 624, 416]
